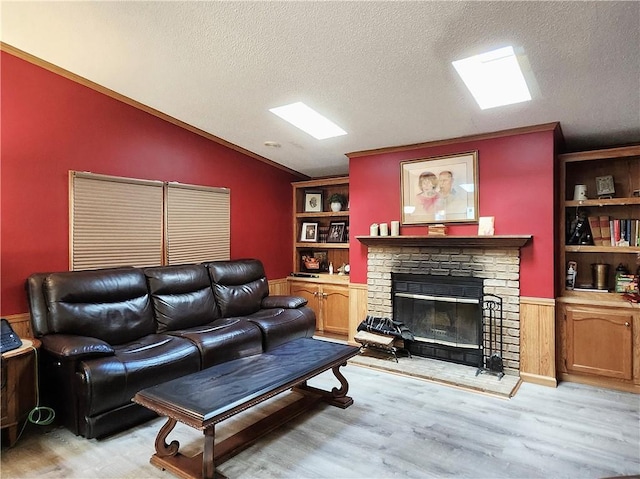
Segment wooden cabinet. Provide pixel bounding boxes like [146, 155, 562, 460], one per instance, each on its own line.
[290, 277, 350, 336]
[563, 305, 633, 380]
[1, 339, 40, 446]
[557, 145, 640, 392]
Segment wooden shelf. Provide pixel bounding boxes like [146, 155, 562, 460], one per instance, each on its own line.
[288, 274, 350, 285]
[558, 290, 640, 308]
[356, 235, 532, 248]
[296, 211, 350, 219]
[559, 145, 640, 162]
[565, 245, 640, 253]
[565, 197, 640, 208]
[296, 242, 349, 249]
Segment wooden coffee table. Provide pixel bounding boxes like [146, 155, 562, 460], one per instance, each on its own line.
[133, 337, 360, 479]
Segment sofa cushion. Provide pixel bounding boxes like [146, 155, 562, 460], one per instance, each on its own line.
[245, 307, 316, 350]
[144, 264, 220, 332]
[78, 334, 200, 417]
[43, 268, 155, 345]
[206, 259, 269, 317]
[168, 318, 263, 368]
[26, 272, 52, 337]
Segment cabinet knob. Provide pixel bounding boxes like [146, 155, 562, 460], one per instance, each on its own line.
[625, 322, 630, 327]
[323, 293, 328, 298]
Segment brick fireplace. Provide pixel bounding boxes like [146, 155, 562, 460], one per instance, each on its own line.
[360, 236, 530, 376]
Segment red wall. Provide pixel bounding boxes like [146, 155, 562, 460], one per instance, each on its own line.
[1, 52, 303, 315]
[348, 131, 557, 298]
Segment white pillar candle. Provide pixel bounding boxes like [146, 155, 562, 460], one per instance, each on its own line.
[379, 223, 389, 236]
[370, 224, 379, 236]
[391, 221, 400, 236]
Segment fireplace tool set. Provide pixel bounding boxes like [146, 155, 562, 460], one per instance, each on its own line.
[478, 294, 504, 379]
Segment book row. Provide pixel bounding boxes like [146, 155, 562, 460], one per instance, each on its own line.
[587, 216, 640, 247]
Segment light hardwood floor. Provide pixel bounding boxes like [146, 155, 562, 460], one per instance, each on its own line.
[1, 364, 639, 478]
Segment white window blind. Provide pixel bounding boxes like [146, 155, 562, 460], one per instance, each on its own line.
[165, 182, 230, 265]
[70, 172, 164, 270]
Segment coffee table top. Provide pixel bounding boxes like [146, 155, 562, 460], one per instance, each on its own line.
[134, 338, 359, 428]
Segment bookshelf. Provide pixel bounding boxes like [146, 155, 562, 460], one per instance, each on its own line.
[290, 176, 350, 339]
[556, 144, 640, 392]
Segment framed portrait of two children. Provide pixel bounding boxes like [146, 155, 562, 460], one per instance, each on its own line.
[400, 151, 479, 225]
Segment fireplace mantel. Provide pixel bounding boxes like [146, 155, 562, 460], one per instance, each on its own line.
[356, 235, 532, 248]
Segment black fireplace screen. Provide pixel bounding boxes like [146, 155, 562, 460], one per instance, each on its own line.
[392, 273, 487, 367]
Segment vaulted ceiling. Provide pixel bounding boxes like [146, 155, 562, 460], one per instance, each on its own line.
[3, 1, 639, 177]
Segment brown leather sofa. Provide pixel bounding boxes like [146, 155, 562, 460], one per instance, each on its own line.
[26, 259, 315, 439]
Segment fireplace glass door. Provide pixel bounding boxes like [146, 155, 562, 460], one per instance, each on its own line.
[394, 293, 481, 349]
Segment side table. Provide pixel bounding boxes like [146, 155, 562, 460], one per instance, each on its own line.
[1, 338, 41, 447]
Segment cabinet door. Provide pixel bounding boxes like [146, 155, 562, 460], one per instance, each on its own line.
[321, 284, 350, 335]
[566, 306, 633, 379]
[289, 282, 322, 331]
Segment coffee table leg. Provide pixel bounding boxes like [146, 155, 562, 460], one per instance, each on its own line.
[331, 363, 349, 397]
[155, 417, 179, 457]
[203, 426, 216, 479]
[294, 361, 353, 409]
[328, 362, 353, 408]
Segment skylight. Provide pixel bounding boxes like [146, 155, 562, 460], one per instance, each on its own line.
[269, 102, 347, 140]
[452, 46, 532, 110]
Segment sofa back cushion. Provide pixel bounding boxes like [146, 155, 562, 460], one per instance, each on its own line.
[43, 268, 155, 345]
[206, 259, 269, 317]
[144, 264, 220, 332]
[26, 272, 53, 337]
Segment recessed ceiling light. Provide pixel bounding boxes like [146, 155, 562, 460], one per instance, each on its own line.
[269, 102, 347, 140]
[452, 46, 532, 110]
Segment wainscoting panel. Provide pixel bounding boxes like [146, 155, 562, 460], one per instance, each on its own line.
[268, 278, 290, 296]
[348, 283, 368, 345]
[520, 297, 557, 387]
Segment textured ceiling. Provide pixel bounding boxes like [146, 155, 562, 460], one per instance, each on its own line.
[2, 1, 639, 177]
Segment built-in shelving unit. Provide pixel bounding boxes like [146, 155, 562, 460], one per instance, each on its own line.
[556, 144, 640, 393]
[290, 176, 350, 339]
[291, 176, 350, 274]
[558, 145, 640, 301]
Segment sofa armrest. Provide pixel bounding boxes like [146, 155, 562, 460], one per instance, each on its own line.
[41, 334, 115, 360]
[261, 295, 308, 309]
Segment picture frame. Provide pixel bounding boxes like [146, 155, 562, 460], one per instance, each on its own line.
[595, 175, 615, 196]
[304, 191, 323, 212]
[300, 250, 321, 272]
[401, 151, 479, 225]
[327, 221, 346, 243]
[313, 250, 329, 272]
[300, 222, 319, 242]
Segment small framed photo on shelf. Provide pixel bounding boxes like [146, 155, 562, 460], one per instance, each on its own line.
[304, 191, 323, 212]
[300, 222, 319, 242]
[327, 221, 346, 243]
[300, 251, 321, 272]
[313, 250, 329, 272]
[477, 216, 495, 236]
[595, 175, 615, 197]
